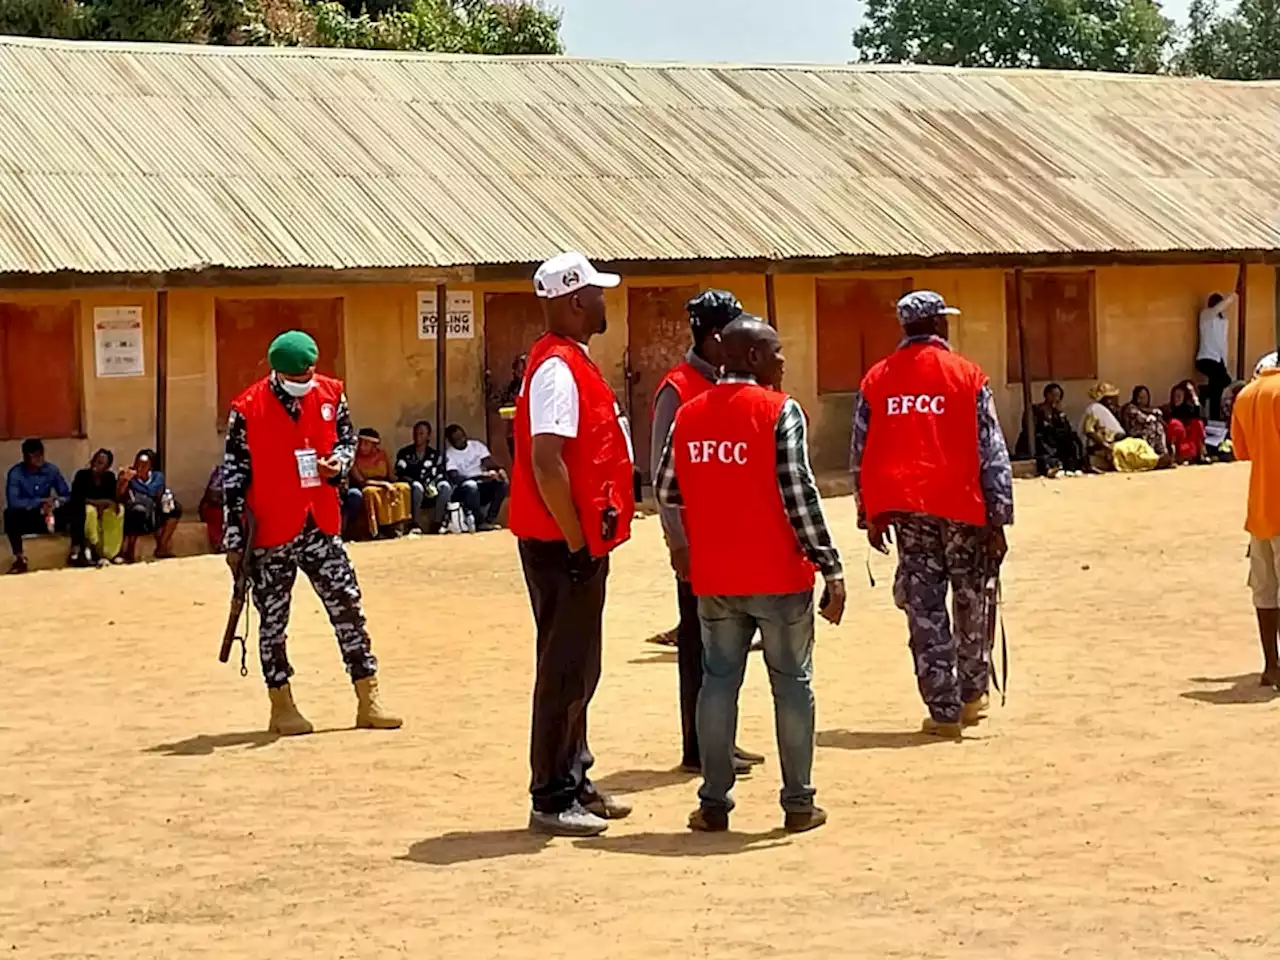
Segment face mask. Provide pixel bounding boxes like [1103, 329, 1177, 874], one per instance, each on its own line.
[280, 377, 316, 397]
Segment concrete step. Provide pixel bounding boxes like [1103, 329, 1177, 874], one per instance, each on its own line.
[13, 520, 215, 572]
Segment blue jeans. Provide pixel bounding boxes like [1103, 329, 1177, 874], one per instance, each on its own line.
[453, 476, 508, 526]
[409, 480, 453, 532]
[697, 591, 817, 814]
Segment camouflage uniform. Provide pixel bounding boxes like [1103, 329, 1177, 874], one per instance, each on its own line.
[223, 376, 378, 689]
[850, 330, 1014, 724]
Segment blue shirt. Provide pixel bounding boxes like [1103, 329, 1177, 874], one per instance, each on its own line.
[129, 471, 166, 501]
[5, 462, 71, 511]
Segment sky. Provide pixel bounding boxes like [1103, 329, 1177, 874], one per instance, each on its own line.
[556, 0, 1195, 64]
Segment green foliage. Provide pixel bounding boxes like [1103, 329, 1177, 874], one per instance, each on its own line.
[0, 0, 563, 53]
[853, 0, 1174, 72]
[1176, 0, 1280, 79]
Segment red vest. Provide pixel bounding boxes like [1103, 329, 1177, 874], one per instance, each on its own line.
[673, 382, 816, 597]
[654, 359, 714, 412]
[509, 333, 636, 557]
[231, 375, 345, 549]
[859, 341, 987, 527]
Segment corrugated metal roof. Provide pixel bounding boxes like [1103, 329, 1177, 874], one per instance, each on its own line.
[1, 35, 1279, 276]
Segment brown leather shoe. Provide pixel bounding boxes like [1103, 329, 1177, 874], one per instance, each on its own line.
[583, 793, 632, 820]
[687, 806, 729, 832]
[961, 695, 990, 727]
[784, 806, 828, 833]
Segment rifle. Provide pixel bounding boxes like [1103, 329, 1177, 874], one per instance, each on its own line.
[219, 512, 256, 677]
[982, 551, 1008, 706]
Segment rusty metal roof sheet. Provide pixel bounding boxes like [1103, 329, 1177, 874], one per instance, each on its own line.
[1, 36, 1279, 276]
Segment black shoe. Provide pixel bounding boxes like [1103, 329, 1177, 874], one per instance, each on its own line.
[784, 806, 828, 834]
[687, 806, 729, 832]
[734, 746, 765, 765]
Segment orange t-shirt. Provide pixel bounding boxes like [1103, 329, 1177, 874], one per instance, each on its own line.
[1231, 369, 1280, 539]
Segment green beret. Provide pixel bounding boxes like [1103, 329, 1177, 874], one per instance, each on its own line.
[268, 331, 319, 376]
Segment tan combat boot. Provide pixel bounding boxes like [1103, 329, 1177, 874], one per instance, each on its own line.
[921, 717, 964, 740]
[961, 694, 990, 727]
[354, 676, 402, 729]
[267, 683, 314, 736]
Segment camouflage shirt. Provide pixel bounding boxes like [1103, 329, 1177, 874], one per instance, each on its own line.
[221, 374, 357, 552]
[849, 335, 1014, 529]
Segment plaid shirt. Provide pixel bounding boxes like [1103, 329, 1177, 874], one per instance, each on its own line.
[654, 374, 843, 582]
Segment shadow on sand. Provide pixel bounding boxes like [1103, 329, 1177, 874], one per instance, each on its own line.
[572, 829, 789, 858]
[591, 767, 698, 795]
[1182, 674, 1279, 705]
[817, 729, 958, 751]
[399, 829, 552, 866]
[144, 727, 348, 756]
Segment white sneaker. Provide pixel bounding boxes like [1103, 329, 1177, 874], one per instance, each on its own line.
[528, 801, 608, 837]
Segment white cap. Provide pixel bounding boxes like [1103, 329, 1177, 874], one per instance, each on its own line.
[533, 251, 621, 299]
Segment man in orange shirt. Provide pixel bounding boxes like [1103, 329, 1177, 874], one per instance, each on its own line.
[1230, 350, 1280, 687]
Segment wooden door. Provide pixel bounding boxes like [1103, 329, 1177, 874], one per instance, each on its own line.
[483, 292, 545, 466]
[0, 302, 80, 439]
[815, 277, 913, 394]
[215, 298, 343, 421]
[626, 284, 699, 478]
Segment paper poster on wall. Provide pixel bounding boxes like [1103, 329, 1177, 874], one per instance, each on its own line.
[417, 290, 475, 340]
[93, 306, 145, 378]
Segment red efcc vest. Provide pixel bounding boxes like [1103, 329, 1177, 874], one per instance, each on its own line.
[231, 375, 346, 549]
[858, 341, 988, 527]
[509, 332, 636, 558]
[672, 382, 816, 597]
[654, 360, 714, 412]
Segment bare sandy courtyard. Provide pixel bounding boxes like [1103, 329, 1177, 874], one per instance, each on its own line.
[2, 463, 1276, 959]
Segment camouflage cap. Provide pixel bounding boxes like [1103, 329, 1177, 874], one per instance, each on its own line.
[896, 290, 961, 326]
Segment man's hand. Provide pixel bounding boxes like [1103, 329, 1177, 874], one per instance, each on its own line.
[819, 578, 847, 625]
[567, 546, 601, 584]
[317, 456, 342, 479]
[669, 545, 691, 581]
[225, 550, 242, 573]
[866, 519, 892, 554]
[988, 527, 1008, 563]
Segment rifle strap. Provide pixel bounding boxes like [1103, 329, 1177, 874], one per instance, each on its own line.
[990, 576, 1008, 706]
[236, 591, 251, 678]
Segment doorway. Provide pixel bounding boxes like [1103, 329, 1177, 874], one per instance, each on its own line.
[625, 284, 699, 479]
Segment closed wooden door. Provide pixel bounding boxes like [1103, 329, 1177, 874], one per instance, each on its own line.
[626, 284, 698, 478]
[483, 292, 545, 466]
[215, 298, 343, 421]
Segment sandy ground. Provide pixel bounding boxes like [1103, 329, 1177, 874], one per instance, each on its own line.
[2, 463, 1278, 959]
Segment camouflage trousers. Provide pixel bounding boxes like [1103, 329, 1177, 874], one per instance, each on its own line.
[891, 515, 998, 724]
[249, 519, 378, 689]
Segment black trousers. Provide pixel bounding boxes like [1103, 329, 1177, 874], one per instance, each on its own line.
[4, 505, 68, 555]
[675, 578, 703, 766]
[1196, 358, 1233, 421]
[520, 538, 609, 814]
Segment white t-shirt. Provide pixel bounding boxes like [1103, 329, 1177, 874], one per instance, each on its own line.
[445, 439, 491, 479]
[522, 344, 634, 461]
[527, 356, 581, 438]
[1197, 293, 1236, 364]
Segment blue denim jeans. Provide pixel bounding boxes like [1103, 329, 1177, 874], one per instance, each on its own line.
[696, 591, 817, 814]
[409, 480, 453, 532]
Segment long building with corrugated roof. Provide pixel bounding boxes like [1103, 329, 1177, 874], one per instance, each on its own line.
[1, 35, 1277, 539]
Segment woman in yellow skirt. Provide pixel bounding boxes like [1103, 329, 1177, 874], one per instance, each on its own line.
[69, 448, 125, 565]
[351, 428, 412, 538]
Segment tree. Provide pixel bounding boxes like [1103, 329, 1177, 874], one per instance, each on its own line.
[853, 0, 1174, 73]
[1176, 0, 1280, 79]
[0, 0, 563, 53]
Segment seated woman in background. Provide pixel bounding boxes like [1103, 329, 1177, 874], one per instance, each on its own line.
[119, 448, 182, 563]
[350, 428, 412, 539]
[1121, 386, 1171, 463]
[1163, 380, 1208, 464]
[1082, 382, 1160, 473]
[69, 448, 124, 566]
[198, 464, 224, 552]
[1021, 382, 1086, 476]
